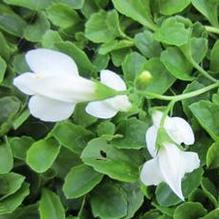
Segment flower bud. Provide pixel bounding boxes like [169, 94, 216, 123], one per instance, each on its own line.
[135, 70, 152, 90]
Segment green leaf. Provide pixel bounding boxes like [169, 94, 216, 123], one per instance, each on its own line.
[182, 81, 209, 117]
[0, 141, 13, 174]
[0, 173, 25, 200]
[134, 30, 162, 58]
[112, 118, 149, 149]
[190, 136, 212, 166]
[9, 136, 34, 160]
[41, 30, 63, 49]
[46, 3, 80, 28]
[160, 47, 194, 81]
[122, 183, 144, 219]
[99, 39, 134, 55]
[212, 88, 219, 105]
[151, 204, 174, 217]
[97, 121, 115, 137]
[173, 202, 207, 219]
[90, 182, 127, 219]
[156, 168, 203, 206]
[12, 109, 30, 130]
[111, 49, 130, 67]
[206, 142, 219, 168]
[122, 52, 146, 82]
[85, 10, 122, 43]
[0, 204, 39, 219]
[81, 0, 99, 18]
[57, 0, 85, 9]
[55, 41, 96, 76]
[72, 103, 97, 127]
[191, 0, 219, 27]
[159, 0, 191, 15]
[0, 96, 21, 136]
[0, 183, 29, 215]
[0, 32, 15, 60]
[51, 121, 93, 154]
[141, 210, 161, 219]
[0, 7, 27, 37]
[81, 137, 142, 182]
[63, 164, 103, 199]
[190, 37, 208, 63]
[52, 148, 81, 179]
[210, 40, 219, 73]
[94, 0, 109, 8]
[201, 209, 219, 219]
[11, 54, 29, 74]
[143, 58, 175, 94]
[24, 12, 50, 42]
[26, 138, 60, 173]
[0, 57, 6, 84]
[190, 100, 219, 141]
[201, 177, 218, 207]
[154, 17, 190, 46]
[112, 0, 156, 30]
[93, 54, 110, 72]
[39, 189, 65, 219]
[3, 0, 53, 10]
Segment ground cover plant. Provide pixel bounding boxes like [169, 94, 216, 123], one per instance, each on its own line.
[1, 0, 219, 218]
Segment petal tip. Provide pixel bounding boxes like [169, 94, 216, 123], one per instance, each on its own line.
[85, 101, 117, 119]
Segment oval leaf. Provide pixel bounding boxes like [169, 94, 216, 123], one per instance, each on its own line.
[63, 164, 103, 199]
[26, 138, 60, 173]
[0, 141, 13, 174]
[39, 189, 65, 219]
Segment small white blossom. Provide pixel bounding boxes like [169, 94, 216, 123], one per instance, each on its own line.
[14, 49, 103, 122]
[140, 111, 200, 200]
[85, 70, 132, 119]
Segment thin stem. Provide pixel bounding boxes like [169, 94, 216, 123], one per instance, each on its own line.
[138, 82, 219, 102]
[121, 32, 133, 41]
[147, 23, 157, 32]
[174, 82, 219, 101]
[160, 100, 176, 128]
[191, 60, 218, 83]
[137, 91, 174, 101]
[155, 101, 176, 151]
[205, 26, 219, 35]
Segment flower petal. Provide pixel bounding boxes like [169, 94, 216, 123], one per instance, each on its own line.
[26, 48, 79, 76]
[159, 143, 185, 200]
[145, 126, 158, 158]
[13, 73, 36, 95]
[100, 69, 126, 91]
[152, 111, 170, 128]
[181, 151, 200, 173]
[28, 95, 75, 122]
[105, 95, 132, 112]
[165, 117, 195, 145]
[15, 73, 95, 103]
[85, 100, 118, 119]
[140, 158, 163, 186]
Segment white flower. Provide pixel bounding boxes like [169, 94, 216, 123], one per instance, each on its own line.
[85, 70, 132, 119]
[140, 111, 200, 200]
[13, 48, 99, 122]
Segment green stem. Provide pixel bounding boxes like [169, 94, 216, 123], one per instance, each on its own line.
[121, 32, 133, 41]
[191, 60, 218, 83]
[119, 28, 133, 41]
[155, 101, 176, 151]
[138, 82, 219, 102]
[160, 100, 175, 127]
[205, 26, 219, 35]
